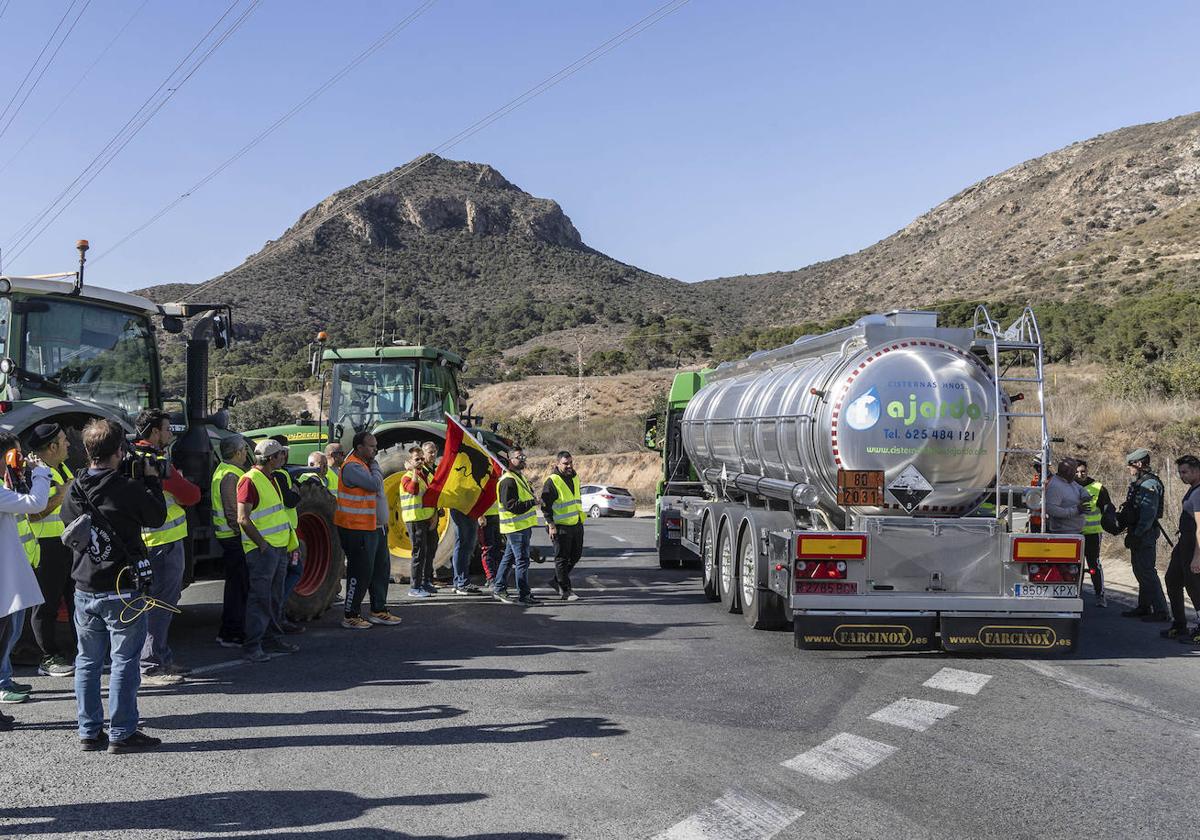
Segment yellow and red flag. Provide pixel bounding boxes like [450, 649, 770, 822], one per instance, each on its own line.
[426, 414, 503, 517]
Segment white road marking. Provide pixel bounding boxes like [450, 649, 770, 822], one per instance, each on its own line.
[868, 698, 959, 732]
[923, 667, 993, 695]
[652, 789, 803, 840]
[782, 732, 897, 782]
[188, 659, 247, 676]
[612, 534, 628, 543]
[1022, 660, 1200, 734]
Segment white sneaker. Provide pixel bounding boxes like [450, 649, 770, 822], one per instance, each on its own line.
[1096, 593, 1107, 608]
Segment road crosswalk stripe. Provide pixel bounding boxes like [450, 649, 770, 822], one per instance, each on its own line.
[868, 698, 959, 732]
[781, 732, 896, 782]
[652, 789, 803, 840]
[923, 667, 994, 695]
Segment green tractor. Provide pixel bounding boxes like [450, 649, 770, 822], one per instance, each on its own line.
[0, 242, 236, 612]
[244, 336, 510, 617]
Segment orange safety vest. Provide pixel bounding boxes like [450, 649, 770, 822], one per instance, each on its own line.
[334, 452, 376, 530]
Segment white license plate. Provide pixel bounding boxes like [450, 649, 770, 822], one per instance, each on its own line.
[1014, 583, 1078, 598]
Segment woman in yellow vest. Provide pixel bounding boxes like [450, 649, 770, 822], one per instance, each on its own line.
[541, 450, 584, 602]
[492, 447, 539, 605]
[26, 422, 79, 676]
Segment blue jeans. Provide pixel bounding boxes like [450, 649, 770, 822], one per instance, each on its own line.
[450, 509, 477, 589]
[243, 546, 287, 654]
[282, 550, 303, 621]
[74, 590, 147, 740]
[0, 609, 25, 689]
[494, 528, 531, 597]
[141, 540, 185, 674]
[1130, 540, 1168, 613]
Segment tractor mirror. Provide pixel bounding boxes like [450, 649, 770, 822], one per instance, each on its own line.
[212, 314, 230, 349]
[161, 316, 184, 334]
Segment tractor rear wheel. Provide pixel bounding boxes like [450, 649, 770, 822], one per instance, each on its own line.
[287, 478, 345, 621]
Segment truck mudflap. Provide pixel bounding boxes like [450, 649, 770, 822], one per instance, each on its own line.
[794, 613, 938, 651]
[940, 614, 1079, 653]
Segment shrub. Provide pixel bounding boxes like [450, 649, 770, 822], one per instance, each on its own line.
[230, 396, 293, 432]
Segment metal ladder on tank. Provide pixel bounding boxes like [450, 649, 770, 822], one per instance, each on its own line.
[972, 305, 1049, 530]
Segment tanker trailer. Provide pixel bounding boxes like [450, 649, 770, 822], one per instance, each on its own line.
[666, 308, 1082, 654]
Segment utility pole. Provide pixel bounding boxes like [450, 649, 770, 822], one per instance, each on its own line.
[576, 337, 584, 424]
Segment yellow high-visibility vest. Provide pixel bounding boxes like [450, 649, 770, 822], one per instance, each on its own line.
[499, 471, 537, 534]
[240, 469, 292, 554]
[18, 514, 39, 568]
[31, 463, 73, 540]
[399, 470, 435, 523]
[547, 473, 583, 526]
[1082, 481, 1104, 536]
[211, 462, 244, 540]
[143, 489, 187, 547]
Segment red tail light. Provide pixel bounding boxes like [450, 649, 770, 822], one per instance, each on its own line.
[795, 560, 847, 580]
[601, 493, 614, 500]
[0, 401, 10, 413]
[1027, 563, 1081, 583]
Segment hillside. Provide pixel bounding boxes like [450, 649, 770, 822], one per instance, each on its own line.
[693, 112, 1200, 324]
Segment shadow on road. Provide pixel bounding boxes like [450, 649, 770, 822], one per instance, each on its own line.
[0, 790, 493, 837]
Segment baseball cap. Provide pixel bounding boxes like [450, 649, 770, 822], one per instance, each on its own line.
[27, 422, 61, 450]
[255, 439, 285, 459]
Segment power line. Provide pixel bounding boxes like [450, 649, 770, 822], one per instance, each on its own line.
[0, 0, 150, 179]
[92, 0, 438, 265]
[0, 1, 11, 24]
[0, 0, 89, 143]
[2, 0, 260, 266]
[179, 0, 692, 302]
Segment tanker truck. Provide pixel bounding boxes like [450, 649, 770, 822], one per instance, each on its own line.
[646, 307, 1083, 654]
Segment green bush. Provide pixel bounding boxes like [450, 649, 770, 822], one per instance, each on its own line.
[229, 396, 294, 432]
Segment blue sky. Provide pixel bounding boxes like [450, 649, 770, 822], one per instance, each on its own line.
[0, 0, 1197, 292]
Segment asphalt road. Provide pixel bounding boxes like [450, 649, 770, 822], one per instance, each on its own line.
[1, 518, 1197, 840]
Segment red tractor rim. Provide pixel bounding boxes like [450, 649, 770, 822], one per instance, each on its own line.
[294, 511, 332, 597]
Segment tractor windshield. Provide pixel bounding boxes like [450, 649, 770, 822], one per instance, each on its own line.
[332, 361, 418, 430]
[19, 297, 157, 420]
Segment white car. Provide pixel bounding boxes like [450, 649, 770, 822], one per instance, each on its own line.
[581, 484, 636, 518]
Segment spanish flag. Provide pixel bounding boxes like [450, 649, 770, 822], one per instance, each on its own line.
[426, 414, 503, 517]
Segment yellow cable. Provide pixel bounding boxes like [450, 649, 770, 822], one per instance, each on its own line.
[116, 564, 182, 625]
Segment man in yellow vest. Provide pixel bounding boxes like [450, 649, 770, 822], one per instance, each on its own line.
[541, 450, 584, 602]
[268, 436, 305, 635]
[324, 442, 344, 493]
[400, 446, 437, 599]
[493, 446, 539, 605]
[26, 422, 77, 677]
[1075, 458, 1110, 607]
[134, 409, 200, 687]
[213, 435, 251, 648]
[336, 432, 401, 627]
[237, 439, 300, 663]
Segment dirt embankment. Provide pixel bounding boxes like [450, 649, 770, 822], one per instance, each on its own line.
[467, 370, 682, 422]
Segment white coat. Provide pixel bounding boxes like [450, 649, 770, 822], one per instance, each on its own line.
[0, 465, 51, 618]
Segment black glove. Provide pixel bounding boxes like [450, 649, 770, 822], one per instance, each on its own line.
[132, 555, 154, 594]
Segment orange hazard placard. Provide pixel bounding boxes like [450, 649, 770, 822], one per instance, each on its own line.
[837, 469, 884, 506]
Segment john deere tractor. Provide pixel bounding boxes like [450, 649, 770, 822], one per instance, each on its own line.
[245, 336, 510, 617]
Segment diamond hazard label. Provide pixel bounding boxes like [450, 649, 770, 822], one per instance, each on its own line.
[888, 465, 932, 512]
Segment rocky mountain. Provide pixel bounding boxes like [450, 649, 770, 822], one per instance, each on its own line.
[693, 112, 1200, 323]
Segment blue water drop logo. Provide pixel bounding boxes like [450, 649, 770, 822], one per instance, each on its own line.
[845, 386, 881, 431]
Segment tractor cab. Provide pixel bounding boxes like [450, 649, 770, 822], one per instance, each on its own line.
[326, 345, 462, 440]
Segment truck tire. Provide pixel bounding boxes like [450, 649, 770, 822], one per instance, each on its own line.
[717, 520, 740, 613]
[287, 478, 345, 621]
[657, 530, 682, 569]
[700, 515, 720, 601]
[739, 526, 787, 631]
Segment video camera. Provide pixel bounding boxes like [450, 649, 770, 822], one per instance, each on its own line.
[3, 449, 30, 493]
[121, 438, 168, 481]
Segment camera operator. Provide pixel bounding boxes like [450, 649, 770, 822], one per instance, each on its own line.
[0, 432, 50, 725]
[60, 418, 166, 753]
[133, 409, 200, 686]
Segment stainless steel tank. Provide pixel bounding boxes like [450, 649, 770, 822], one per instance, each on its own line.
[681, 311, 1006, 517]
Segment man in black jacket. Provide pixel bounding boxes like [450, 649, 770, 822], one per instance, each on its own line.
[60, 419, 167, 754]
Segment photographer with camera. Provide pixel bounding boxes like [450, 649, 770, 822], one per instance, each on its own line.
[132, 409, 200, 686]
[0, 432, 50, 722]
[60, 418, 167, 752]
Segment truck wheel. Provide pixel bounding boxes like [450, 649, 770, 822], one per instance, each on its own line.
[287, 479, 345, 621]
[717, 521, 740, 614]
[700, 516, 719, 601]
[739, 529, 785, 630]
[657, 530, 682, 569]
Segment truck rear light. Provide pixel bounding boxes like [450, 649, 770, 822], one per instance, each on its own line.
[796, 534, 867, 560]
[1011, 537, 1081, 564]
[1027, 563, 1081, 583]
[795, 560, 847, 580]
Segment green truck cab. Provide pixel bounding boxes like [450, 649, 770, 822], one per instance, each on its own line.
[644, 370, 708, 569]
